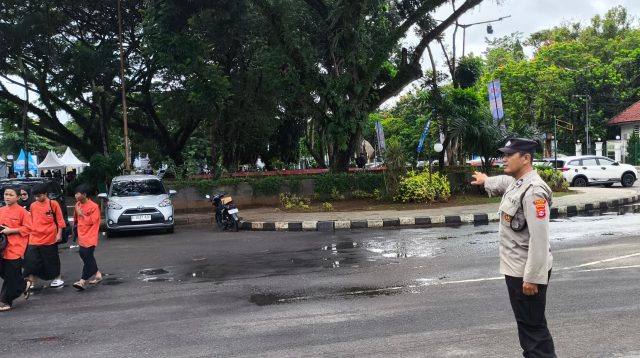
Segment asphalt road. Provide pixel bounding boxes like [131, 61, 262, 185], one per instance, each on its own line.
[1, 211, 640, 357]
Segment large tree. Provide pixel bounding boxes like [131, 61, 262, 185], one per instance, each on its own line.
[252, 0, 484, 171]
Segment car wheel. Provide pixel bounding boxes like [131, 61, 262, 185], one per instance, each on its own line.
[572, 177, 588, 187]
[603, 183, 614, 188]
[621, 173, 636, 187]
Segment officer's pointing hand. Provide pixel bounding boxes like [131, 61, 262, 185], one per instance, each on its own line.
[522, 282, 539, 296]
[471, 172, 488, 186]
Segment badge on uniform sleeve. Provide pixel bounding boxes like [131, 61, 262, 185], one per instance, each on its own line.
[533, 199, 547, 218]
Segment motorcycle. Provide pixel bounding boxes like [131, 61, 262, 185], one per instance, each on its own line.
[205, 193, 240, 232]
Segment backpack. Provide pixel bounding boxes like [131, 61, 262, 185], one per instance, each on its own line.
[49, 199, 71, 244]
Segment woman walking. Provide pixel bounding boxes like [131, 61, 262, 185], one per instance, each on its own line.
[72, 185, 102, 290]
[0, 187, 33, 311]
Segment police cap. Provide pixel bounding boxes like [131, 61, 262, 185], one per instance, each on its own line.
[498, 138, 539, 154]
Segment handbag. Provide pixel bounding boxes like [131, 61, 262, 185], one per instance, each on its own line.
[0, 232, 7, 253]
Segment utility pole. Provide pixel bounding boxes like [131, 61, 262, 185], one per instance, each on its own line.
[573, 94, 591, 155]
[117, 0, 131, 173]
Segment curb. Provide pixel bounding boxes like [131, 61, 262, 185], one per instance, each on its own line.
[176, 194, 640, 232]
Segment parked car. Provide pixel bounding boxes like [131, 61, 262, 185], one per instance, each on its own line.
[98, 175, 176, 234]
[0, 178, 71, 240]
[558, 155, 638, 187]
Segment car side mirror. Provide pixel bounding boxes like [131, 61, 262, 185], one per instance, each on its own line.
[97, 193, 108, 200]
[168, 189, 177, 196]
[613, 162, 620, 166]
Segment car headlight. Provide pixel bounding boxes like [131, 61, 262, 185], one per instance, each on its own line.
[107, 201, 123, 210]
[159, 198, 172, 207]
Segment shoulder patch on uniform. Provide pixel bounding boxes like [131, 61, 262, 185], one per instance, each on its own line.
[534, 199, 547, 218]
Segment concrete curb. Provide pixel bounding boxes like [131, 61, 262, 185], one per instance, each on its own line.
[176, 194, 640, 231]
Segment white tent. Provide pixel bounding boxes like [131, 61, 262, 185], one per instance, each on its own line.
[59, 147, 89, 171]
[38, 151, 67, 171]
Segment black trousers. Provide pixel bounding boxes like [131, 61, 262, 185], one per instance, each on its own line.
[505, 271, 556, 358]
[0, 258, 28, 306]
[23, 244, 61, 280]
[78, 246, 99, 280]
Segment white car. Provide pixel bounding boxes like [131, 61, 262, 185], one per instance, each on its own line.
[98, 175, 176, 233]
[559, 155, 638, 187]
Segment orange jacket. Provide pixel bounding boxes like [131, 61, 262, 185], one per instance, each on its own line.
[74, 199, 100, 248]
[29, 199, 66, 246]
[0, 204, 32, 259]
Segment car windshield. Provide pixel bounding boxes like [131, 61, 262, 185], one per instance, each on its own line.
[110, 180, 166, 197]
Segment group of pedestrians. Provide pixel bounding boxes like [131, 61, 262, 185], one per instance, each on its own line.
[0, 184, 102, 311]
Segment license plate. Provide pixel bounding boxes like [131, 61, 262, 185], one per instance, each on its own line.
[228, 208, 239, 214]
[132, 215, 152, 222]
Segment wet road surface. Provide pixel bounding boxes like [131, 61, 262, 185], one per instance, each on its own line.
[1, 209, 640, 357]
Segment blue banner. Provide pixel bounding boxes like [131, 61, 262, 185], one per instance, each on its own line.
[417, 119, 432, 154]
[488, 79, 504, 121]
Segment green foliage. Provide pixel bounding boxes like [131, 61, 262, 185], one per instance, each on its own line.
[351, 190, 375, 199]
[383, 138, 406, 197]
[321, 202, 334, 212]
[627, 133, 640, 165]
[72, 152, 124, 193]
[536, 168, 570, 192]
[279, 192, 310, 210]
[167, 172, 386, 198]
[395, 171, 452, 203]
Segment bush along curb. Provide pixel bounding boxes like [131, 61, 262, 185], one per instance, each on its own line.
[231, 194, 640, 232]
[173, 194, 640, 231]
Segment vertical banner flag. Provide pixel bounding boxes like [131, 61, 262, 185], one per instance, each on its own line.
[375, 120, 386, 152]
[487, 79, 504, 121]
[417, 118, 432, 154]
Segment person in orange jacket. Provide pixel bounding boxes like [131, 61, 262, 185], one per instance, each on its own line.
[0, 186, 33, 311]
[23, 183, 66, 289]
[72, 185, 102, 291]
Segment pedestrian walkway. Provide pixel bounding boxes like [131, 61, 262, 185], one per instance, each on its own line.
[174, 186, 640, 231]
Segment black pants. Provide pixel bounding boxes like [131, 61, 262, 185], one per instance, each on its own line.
[78, 246, 99, 280]
[23, 244, 61, 280]
[505, 272, 556, 358]
[0, 258, 28, 306]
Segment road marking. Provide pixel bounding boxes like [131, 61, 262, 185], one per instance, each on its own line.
[560, 252, 640, 270]
[574, 264, 640, 273]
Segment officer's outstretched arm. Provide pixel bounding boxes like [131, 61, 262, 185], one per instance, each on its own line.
[523, 188, 551, 285]
[480, 174, 514, 197]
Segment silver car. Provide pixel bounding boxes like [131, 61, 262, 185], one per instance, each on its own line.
[98, 175, 176, 233]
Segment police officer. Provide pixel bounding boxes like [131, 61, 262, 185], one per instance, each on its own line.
[471, 138, 556, 357]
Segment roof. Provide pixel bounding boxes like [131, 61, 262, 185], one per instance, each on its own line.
[38, 151, 66, 170]
[608, 100, 640, 125]
[59, 147, 88, 167]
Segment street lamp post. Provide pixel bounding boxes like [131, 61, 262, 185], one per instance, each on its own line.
[458, 15, 511, 57]
[573, 94, 591, 155]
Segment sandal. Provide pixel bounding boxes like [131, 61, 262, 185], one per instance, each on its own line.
[88, 277, 102, 284]
[23, 280, 33, 300]
[72, 281, 85, 291]
[0, 303, 11, 312]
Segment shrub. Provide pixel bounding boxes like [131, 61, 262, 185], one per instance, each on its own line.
[279, 192, 310, 210]
[537, 168, 569, 192]
[321, 202, 334, 212]
[395, 171, 452, 203]
[351, 190, 374, 199]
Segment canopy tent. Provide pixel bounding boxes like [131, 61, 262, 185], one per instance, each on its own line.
[38, 151, 66, 171]
[14, 149, 39, 176]
[60, 147, 88, 167]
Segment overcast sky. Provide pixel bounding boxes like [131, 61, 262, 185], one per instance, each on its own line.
[434, 0, 640, 58]
[383, 0, 640, 106]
